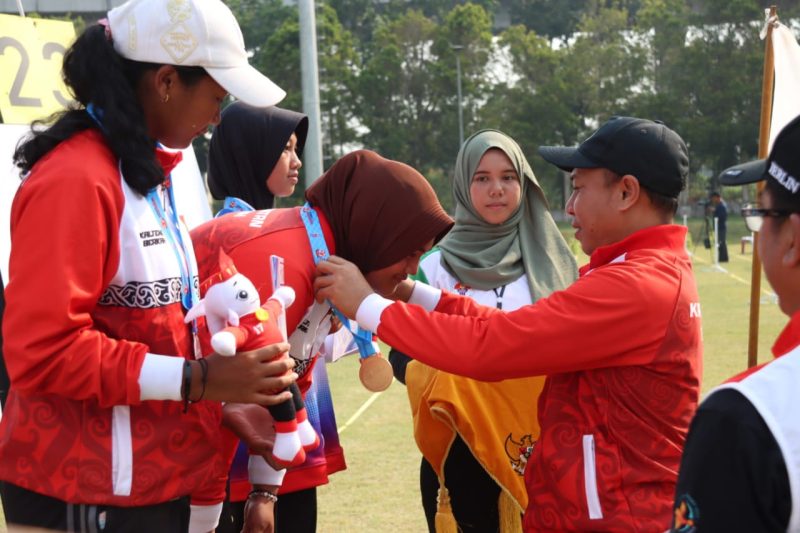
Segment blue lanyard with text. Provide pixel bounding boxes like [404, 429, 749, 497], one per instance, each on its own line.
[299, 203, 377, 358]
[87, 103, 201, 357]
[145, 182, 199, 312]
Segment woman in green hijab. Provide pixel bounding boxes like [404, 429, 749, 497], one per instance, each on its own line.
[390, 129, 577, 532]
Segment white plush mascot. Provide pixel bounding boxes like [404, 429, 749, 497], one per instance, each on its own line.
[186, 250, 319, 467]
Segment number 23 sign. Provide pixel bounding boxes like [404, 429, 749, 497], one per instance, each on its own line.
[0, 14, 75, 125]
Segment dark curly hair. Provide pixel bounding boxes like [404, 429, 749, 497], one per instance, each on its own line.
[13, 24, 207, 196]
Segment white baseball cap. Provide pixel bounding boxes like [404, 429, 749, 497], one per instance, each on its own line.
[107, 0, 285, 108]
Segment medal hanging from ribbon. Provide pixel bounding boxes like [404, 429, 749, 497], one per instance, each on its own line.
[300, 203, 393, 392]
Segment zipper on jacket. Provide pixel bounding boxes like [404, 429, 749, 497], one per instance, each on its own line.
[111, 406, 133, 496]
[582, 434, 604, 520]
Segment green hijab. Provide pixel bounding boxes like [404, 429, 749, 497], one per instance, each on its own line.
[438, 129, 578, 301]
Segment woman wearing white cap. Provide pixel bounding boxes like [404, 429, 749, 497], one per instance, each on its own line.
[0, 0, 291, 531]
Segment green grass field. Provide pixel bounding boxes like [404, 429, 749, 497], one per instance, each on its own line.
[0, 219, 786, 532]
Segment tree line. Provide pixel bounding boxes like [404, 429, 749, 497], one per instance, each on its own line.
[212, 0, 800, 211]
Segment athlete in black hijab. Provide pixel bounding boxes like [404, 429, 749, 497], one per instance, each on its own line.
[208, 102, 308, 211]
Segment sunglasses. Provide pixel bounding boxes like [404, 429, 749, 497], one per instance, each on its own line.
[740, 203, 796, 232]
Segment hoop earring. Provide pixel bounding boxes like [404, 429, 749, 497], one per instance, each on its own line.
[162, 93, 170, 103]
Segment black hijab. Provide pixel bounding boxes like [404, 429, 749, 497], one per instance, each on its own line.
[207, 102, 309, 209]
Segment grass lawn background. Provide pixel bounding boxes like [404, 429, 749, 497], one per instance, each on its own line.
[0, 217, 786, 532]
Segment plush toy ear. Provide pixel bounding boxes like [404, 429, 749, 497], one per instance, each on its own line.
[227, 309, 240, 327]
[184, 299, 206, 323]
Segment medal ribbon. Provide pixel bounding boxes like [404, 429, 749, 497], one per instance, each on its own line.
[299, 203, 377, 359]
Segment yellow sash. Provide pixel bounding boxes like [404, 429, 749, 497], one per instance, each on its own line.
[406, 360, 544, 530]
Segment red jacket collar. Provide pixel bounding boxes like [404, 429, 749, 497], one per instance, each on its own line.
[725, 312, 800, 383]
[155, 147, 183, 176]
[84, 129, 184, 176]
[772, 311, 800, 357]
[581, 225, 688, 275]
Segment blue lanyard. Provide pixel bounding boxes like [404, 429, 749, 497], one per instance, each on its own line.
[86, 103, 104, 128]
[299, 203, 377, 358]
[86, 103, 201, 357]
[215, 196, 255, 218]
[145, 184, 199, 312]
[86, 103, 199, 313]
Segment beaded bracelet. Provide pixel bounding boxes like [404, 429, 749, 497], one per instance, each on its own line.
[181, 360, 192, 413]
[248, 489, 278, 503]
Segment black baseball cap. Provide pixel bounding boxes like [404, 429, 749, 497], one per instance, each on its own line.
[538, 116, 689, 198]
[719, 114, 800, 206]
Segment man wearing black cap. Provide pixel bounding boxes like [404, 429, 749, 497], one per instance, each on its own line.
[314, 116, 703, 531]
[670, 115, 800, 532]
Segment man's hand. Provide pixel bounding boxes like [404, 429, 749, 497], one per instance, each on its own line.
[314, 256, 374, 319]
[201, 343, 297, 405]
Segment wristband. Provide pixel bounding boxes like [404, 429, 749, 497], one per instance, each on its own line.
[181, 360, 192, 413]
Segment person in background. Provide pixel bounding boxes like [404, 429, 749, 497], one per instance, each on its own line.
[389, 129, 577, 532]
[709, 191, 729, 262]
[315, 116, 702, 531]
[0, 1, 295, 531]
[190, 149, 454, 533]
[207, 101, 308, 215]
[671, 114, 800, 532]
[203, 101, 346, 533]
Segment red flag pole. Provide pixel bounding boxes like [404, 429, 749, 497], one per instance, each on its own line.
[748, 5, 777, 368]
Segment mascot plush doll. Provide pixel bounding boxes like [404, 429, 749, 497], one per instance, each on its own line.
[186, 250, 319, 467]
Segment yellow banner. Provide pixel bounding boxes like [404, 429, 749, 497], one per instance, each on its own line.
[0, 14, 75, 125]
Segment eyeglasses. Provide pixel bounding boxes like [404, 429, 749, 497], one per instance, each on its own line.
[740, 203, 795, 232]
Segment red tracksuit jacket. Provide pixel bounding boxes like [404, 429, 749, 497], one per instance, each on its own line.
[0, 130, 221, 506]
[366, 225, 702, 532]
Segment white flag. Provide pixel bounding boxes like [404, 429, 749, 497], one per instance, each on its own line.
[769, 23, 800, 148]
